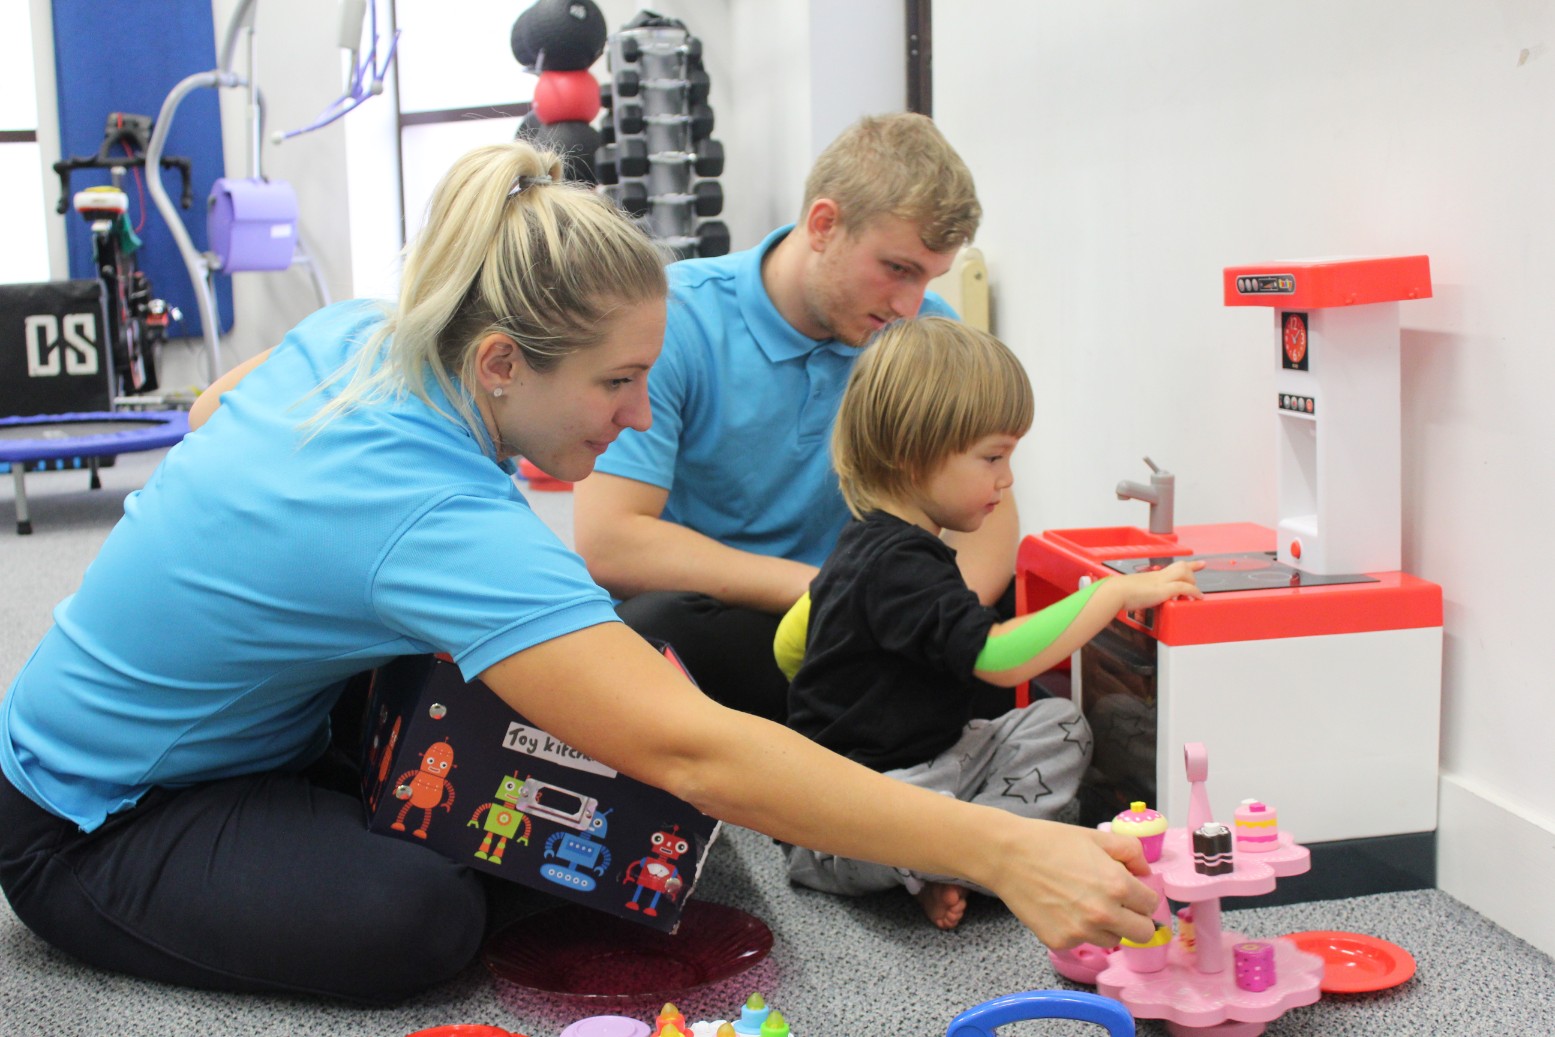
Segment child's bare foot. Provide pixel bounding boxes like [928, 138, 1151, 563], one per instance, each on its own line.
[913, 881, 968, 930]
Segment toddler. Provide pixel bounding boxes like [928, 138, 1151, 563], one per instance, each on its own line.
[778, 316, 1202, 928]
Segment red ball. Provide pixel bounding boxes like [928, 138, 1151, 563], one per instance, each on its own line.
[532, 70, 601, 125]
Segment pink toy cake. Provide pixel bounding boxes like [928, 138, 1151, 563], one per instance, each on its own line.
[1112, 801, 1169, 861]
[1234, 798, 1280, 853]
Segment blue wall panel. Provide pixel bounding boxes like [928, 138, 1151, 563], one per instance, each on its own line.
[51, 0, 234, 340]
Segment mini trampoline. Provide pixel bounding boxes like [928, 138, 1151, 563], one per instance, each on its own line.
[0, 411, 188, 535]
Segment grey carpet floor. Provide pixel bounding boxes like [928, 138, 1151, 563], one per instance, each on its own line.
[3, 451, 1554, 1036]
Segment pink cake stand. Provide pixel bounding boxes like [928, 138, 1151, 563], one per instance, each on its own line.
[1072, 744, 1325, 1035]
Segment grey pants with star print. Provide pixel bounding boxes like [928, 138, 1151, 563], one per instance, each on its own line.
[783, 696, 1092, 897]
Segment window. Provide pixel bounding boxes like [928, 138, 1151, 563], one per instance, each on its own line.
[0, 1, 52, 285]
[394, 0, 538, 241]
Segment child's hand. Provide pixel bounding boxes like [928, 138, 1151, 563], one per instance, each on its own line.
[1112, 560, 1205, 610]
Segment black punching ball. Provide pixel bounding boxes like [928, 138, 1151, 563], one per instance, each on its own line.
[524, 119, 601, 183]
[510, 0, 607, 72]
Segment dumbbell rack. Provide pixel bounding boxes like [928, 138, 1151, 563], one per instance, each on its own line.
[595, 15, 729, 258]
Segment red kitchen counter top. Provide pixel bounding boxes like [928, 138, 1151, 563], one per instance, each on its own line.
[1017, 522, 1442, 646]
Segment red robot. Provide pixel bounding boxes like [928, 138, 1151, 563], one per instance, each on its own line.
[390, 740, 457, 839]
[623, 824, 690, 916]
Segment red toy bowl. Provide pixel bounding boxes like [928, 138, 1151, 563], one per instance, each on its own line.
[1282, 930, 1416, 993]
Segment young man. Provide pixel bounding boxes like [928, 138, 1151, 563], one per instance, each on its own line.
[574, 113, 1014, 722]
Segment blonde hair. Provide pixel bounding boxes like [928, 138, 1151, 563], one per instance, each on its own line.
[802, 113, 980, 253]
[307, 140, 667, 448]
[833, 317, 1033, 518]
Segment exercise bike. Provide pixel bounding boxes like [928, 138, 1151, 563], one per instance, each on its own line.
[53, 112, 186, 402]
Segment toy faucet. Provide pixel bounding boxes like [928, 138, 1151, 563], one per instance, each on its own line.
[1115, 457, 1175, 535]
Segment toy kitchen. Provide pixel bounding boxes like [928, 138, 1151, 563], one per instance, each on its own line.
[1016, 255, 1442, 899]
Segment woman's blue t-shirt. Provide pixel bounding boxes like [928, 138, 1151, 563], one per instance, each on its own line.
[0, 300, 619, 832]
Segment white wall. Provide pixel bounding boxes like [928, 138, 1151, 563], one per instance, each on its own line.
[934, 1, 1555, 954]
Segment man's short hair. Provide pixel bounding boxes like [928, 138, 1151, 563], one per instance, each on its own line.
[833, 316, 1032, 519]
[802, 113, 981, 253]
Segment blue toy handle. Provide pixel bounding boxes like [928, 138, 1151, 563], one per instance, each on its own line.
[945, 990, 1134, 1036]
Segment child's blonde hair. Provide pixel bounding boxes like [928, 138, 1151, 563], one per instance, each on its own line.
[802, 113, 980, 254]
[833, 317, 1033, 519]
[308, 139, 667, 449]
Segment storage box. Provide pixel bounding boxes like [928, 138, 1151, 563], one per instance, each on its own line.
[206, 178, 297, 272]
[361, 652, 720, 933]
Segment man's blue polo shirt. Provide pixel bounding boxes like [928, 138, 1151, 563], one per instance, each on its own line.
[595, 224, 956, 567]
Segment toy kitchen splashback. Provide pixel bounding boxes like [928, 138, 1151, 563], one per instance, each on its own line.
[1017, 257, 1442, 894]
[1226, 254, 1432, 575]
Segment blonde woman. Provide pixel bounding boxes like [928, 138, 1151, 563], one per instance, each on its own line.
[1, 141, 1161, 1006]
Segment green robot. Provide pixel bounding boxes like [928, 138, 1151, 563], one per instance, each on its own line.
[467, 772, 533, 865]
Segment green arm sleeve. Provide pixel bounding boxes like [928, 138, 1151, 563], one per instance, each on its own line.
[773, 590, 811, 681]
[974, 579, 1105, 672]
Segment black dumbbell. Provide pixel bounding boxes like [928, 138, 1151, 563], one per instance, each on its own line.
[619, 180, 649, 217]
[620, 36, 641, 63]
[690, 103, 714, 141]
[598, 117, 615, 145]
[599, 81, 613, 111]
[616, 137, 648, 178]
[616, 69, 640, 97]
[616, 101, 644, 135]
[693, 180, 723, 217]
[696, 219, 730, 257]
[688, 68, 710, 105]
[693, 138, 723, 177]
[594, 143, 619, 184]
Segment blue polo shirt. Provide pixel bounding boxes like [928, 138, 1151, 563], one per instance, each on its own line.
[595, 224, 956, 567]
[0, 300, 620, 832]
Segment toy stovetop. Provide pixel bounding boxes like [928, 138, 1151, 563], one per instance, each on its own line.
[1104, 551, 1376, 594]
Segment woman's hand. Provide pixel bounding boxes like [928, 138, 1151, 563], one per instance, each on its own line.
[982, 818, 1159, 949]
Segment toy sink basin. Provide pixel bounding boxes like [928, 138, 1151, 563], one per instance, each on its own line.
[1045, 526, 1193, 560]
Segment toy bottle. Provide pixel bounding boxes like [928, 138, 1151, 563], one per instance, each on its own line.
[758, 1010, 789, 1037]
[731, 993, 770, 1035]
[653, 1004, 687, 1037]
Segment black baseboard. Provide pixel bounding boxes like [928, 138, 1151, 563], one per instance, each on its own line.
[1245, 830, 1436, 906]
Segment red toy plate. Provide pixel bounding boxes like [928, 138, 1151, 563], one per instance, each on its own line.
[407, 1027, 524, 1037]
[484, 900, 772, 1003]
[1282, 930, 1416, 993]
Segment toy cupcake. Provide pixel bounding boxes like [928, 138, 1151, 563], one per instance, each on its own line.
[1112, 801, 1169, 862]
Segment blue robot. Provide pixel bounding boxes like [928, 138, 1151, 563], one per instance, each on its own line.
[540, 808, 613, 892]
